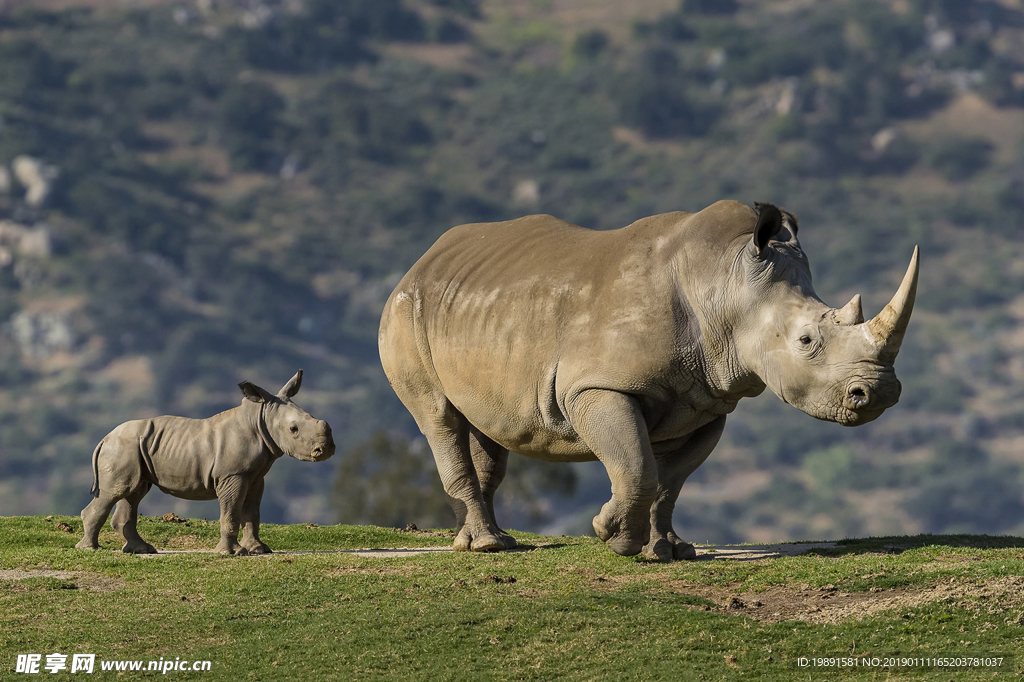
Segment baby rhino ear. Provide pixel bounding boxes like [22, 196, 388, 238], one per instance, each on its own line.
[239, 381, 271, 404]
[278, 369, 303, 399]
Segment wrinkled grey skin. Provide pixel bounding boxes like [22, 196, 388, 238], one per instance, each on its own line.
[379, 201, 918, 560]
[76, 371, 334, 555]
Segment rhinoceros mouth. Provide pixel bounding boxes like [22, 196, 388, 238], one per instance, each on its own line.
[836, 405, 885, 427]
[307, 441, 335, 461]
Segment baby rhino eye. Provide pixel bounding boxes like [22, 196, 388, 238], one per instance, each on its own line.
[289, 424, 299, 434]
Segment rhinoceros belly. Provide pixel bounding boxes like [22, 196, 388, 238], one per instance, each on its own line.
[141, 417, 255, 499]
[431, 346, 597, 462]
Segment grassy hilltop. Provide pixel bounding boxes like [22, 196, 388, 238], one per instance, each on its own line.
[0, 0, 1020, 543]
[1, 517, 1023, 679]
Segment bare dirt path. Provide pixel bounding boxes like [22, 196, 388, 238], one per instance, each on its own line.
[132, 541, 838, 559]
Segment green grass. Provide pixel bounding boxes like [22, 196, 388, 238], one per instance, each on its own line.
[1, 517, 1022, 680]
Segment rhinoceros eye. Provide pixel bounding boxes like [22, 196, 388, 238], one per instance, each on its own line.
[289, 424, 299, 434]
[799, 335, 812, 345]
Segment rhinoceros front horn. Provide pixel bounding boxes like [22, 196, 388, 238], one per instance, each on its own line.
[866, 246, 919, 362]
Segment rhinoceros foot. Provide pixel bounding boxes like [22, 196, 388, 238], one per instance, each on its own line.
[214, 539, 250, 556]
[495, 530, 518, 550]
[241, 541, 272, 555]
[75, 538, 100, 550]
[121, 540, 157, 554]
[643, 535, 696, 562]
[452, 526, 513, 552]
[593, 501, 649, 557]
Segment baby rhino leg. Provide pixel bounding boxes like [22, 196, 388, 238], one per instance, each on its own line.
[77, 439, 143, 551]
[114, 484, 156, 554]
[76, 496, 117, 550]
[239, 478, 271, 554]
[215, 475, 249, 556]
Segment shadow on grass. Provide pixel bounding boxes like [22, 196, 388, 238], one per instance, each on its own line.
[139, 542, 571, 557]
[815, 534, 1024, 556]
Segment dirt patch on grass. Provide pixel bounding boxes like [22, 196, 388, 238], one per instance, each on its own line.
[666, 576, 1024, 625]
[322, 565, 420, 578]
[0, 569, 124, 592]
[563, 550, 1024, 625]
[695, 542, 837, 561]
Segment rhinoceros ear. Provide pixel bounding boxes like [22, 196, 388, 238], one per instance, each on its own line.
[239, 381, 272, 404]
[278, 369, 303, 399]
[781, 209, 799, 236]
[751, 202, 783, 255]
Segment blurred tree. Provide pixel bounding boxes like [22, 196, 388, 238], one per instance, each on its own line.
[333, 431, 454, 528]
[216, 80, 287, 171]
[333, 432, 578, 529]
[572, 30, 610, 60]
[926, 137, 994, 181]
[904, 441, 1024, 533]
[681, 0, 738, 15]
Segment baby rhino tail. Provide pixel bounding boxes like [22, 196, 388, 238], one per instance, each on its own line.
[90, 440, 103, 498]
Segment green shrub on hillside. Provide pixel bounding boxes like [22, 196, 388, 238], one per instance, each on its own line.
[926, 137, 995, 181]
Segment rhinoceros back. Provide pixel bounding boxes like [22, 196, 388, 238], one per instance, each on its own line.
[379, 209, 747, 459]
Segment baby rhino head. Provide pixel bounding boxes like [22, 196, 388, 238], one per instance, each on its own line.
[239, 370, 335, 462]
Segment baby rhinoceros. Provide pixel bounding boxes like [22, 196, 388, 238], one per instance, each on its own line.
[76, 370, 334, 555]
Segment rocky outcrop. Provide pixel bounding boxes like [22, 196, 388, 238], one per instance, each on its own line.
[11, 156, 59, 208]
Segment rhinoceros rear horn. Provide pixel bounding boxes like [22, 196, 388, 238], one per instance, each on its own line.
[834, 294, 864, 325]
[866, 246, 919, 362]
[278, 369, 303, 399]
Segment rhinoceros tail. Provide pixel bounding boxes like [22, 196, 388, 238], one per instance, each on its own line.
[90, 440, 103, 498]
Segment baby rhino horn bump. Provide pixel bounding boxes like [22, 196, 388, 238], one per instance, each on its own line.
[834, 294, 864, 325]
[866, 246, 919, 362]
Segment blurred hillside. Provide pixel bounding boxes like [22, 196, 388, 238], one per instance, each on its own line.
[0, 0, 1022, 543]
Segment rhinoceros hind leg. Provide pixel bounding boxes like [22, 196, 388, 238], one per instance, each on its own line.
[380, 299, 508, 553]
[109, 499, 131, 535]
[118, 486, 157, 554]
[568, 390, 658, 557]
[643, 416, 726, 562]
[418, 402, 507, 553]
[468, 426, 517, 550]
[77, 496, 117, 550]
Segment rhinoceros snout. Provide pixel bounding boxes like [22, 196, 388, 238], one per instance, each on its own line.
[309, 420, 335, 461]
[845, 384, 871, 410]
[843, 378, 900, 414]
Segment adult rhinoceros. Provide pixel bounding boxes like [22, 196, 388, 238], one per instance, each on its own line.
[379, 201, 918, 560]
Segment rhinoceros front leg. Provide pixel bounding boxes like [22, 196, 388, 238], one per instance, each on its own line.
[644, 416, 726, 562]
[567, 390, 658, 557]
[214, 475, 250, 556]
[239, 478, 271, 554]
